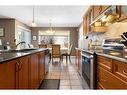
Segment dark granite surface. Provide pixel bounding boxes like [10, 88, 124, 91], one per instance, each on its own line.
[0, 48, 48, 63]
[81, 48, 127, 63]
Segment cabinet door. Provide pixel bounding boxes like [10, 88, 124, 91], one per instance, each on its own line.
[93, 6, 101, 19]
[98, 66, 127, 89]
[38, 52, 45, 84]
[83, 15, 87, 35]
[89, 8, 93, 33]
[113, 60, 127, 82]
[118, 6, 127, 21]
[0, 60, 16, 89]
[17, 56, 29, 89]
[101, 6, 110, 13]
[97, 55, 112, 72]
[29, 53, 39, 89]
[86, 13, 90, 33]
[76, 49, 81, 72]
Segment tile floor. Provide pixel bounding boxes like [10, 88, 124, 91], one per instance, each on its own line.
[45, 56, 85, 90]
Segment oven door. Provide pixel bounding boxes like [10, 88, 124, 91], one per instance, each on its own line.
[82, 54, 90, 87]
[81, 53, 94, 89]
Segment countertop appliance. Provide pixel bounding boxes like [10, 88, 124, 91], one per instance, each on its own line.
[121, 32, 127, 47]
[81, 50, 96, 89]
[102, 38, 124, 51]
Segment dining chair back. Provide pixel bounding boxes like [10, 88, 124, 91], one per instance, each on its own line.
[68, 44, 73, 55]
[52, 44, 61, 63]
[62, 44, 73, 63]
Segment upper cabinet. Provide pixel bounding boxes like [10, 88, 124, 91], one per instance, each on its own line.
[118, 6, 127, 21]
[83, 7, 94, 35]
[101, 6, 110, 13]
[82, 5, 124, 35]
[93, 6, 102, 20]
[83, 15, 87, 35]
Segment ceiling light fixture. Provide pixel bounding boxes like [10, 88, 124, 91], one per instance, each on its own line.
[46, 19, 55, 34]
[31, 6, 36, 27]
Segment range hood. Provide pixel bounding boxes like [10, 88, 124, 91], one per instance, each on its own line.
[90, 6, 120, 27]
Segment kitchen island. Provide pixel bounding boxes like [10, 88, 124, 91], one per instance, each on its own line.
[0, 48, 49, 89]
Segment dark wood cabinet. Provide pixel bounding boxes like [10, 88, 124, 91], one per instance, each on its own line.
[0, 60, 16, 89]
[16, 56, 29, 89]
[29, 53, 39, 89]
[38, 52, 45, 84]
[0, 51, 46, 89]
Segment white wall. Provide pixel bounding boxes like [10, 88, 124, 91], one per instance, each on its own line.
[78, 23, 85, 48]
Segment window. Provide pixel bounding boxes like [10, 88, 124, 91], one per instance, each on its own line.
[38, 30, 70, 48]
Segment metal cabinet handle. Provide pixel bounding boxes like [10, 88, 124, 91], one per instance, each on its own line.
[123, 70, 127, 75]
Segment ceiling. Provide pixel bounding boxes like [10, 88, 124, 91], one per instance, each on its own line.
[0, 6, 89, 27]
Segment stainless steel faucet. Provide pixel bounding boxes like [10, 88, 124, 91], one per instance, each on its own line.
[16, 41, 26, 48]
[16, 41, 31, 49]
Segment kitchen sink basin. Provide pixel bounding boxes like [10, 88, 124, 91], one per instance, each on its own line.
[0, 48, 38, 53]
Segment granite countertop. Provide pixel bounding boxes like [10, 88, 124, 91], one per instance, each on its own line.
[0, 48, 48, 63]
[96, 50, 127, 64]
[81, 48, 127, 64]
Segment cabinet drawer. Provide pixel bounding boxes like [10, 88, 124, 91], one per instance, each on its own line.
[97, 55, 112, 72]
[113, 60, 127, 82]
[98, 66, 127, 89]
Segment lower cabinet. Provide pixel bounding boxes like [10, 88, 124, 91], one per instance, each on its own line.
[16, 56, 29, 89]
[0, 51, 45, 89]
[97, 66, 127, 89]
[75, 48, 81, 72]
[0, 60, 16, 89]
[29, 53, 39, 89]
[38, 52, 45, 84]
[29, 52, 45, 89]
[97, 55, 127, 89]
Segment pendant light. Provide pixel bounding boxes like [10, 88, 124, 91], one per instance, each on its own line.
[31, 6, 36, 27]
[46, 19, 55, 34]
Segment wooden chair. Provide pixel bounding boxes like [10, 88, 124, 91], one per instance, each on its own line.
[62, 45, 73, 63]
[52, 44, 61, 64]
[38, 44, 47, 48]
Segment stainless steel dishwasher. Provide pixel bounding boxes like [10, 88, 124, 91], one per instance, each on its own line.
[45, 49, 50, 74]
[81, 50, 96, 89]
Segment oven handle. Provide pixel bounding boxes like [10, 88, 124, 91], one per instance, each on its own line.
[81, 54, 93, 59]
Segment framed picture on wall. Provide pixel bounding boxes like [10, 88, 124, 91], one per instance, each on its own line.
[0, 28, 4, 37]
[32, 35, 37, 41]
